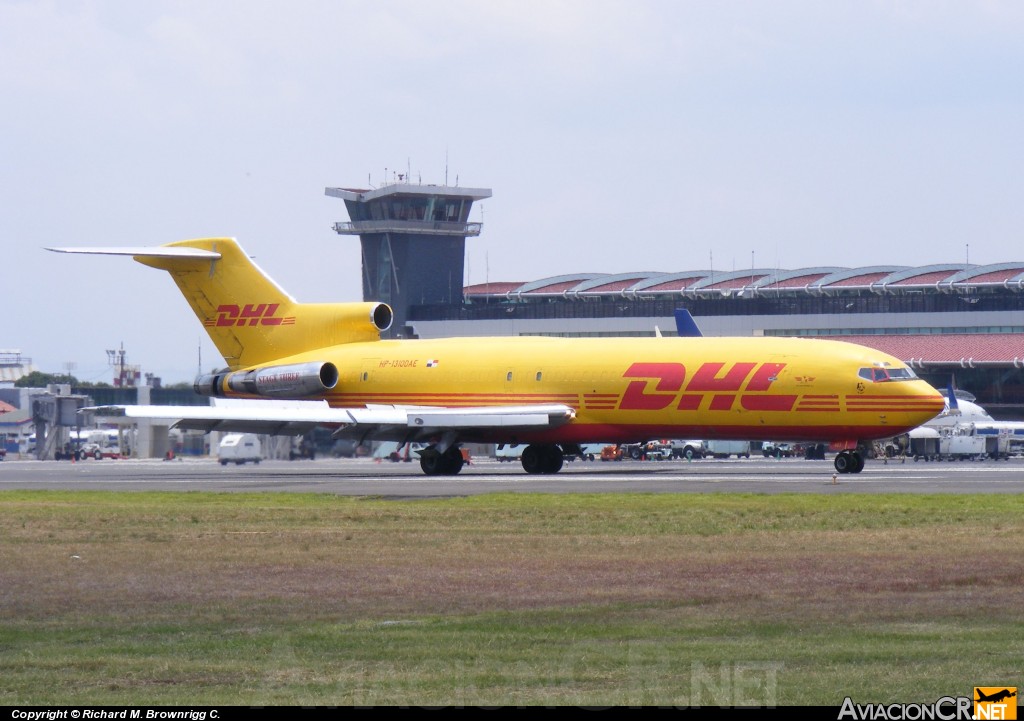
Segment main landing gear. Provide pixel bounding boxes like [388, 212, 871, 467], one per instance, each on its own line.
[834, 450, 864, 474]
[520, 444, 564, 474]
[419, 446, 465, 476]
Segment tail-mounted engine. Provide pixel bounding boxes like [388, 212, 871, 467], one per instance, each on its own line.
[299, 301, 394, 347]
[194, 361, 339, 398]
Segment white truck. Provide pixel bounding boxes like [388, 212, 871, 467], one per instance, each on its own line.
[670, 440, 706, 459]
[705, 440, 751, 458]
[80, 429, 124, 460]
[218, 433, 262, 465]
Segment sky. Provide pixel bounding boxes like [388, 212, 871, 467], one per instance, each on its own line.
[3, 0, 1023, 384]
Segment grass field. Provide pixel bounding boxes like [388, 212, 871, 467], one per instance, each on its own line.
[1, 490, 1022, 706]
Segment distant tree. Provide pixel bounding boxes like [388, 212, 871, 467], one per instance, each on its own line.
[15, 371, 79, 388]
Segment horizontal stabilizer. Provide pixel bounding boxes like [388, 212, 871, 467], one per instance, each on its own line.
[46, 246, 221, 259]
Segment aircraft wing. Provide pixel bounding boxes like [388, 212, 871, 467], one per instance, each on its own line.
[86, 402, 577, 440]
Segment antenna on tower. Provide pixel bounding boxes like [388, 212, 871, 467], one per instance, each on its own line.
[106, 342, 136, 388]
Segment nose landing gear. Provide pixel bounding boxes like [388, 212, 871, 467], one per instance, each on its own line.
[834, 450, 864, 474]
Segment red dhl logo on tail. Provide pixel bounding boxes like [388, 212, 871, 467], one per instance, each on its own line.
[619, 361, 795, 412]
[204, 304, 296, 328]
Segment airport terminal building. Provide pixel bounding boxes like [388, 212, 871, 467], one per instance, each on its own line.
[329, 181, 1024, 417]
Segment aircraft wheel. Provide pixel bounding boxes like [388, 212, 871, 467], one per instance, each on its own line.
[521, 444, 564, 474]
[420, 453, 444, 476]
[834, 452, 852, 474]
[851, 452, 864, 473]
[441, 446, 464, 475]
[542, 445, 564, 474]
[521, 445, 545, 474]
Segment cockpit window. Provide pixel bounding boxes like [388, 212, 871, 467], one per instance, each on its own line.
[858, 364, 918, 382]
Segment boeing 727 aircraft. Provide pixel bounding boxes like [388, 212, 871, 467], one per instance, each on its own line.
[48, 238, 945, 476]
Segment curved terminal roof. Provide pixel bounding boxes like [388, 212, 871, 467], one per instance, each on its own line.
[466, 262, 1024, 300]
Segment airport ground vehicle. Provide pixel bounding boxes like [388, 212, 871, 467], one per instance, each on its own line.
[79, 429, 125, 459]
[288, 435, 316, 460]
[600, 444, 624, 461]
[621, 441, 672, 460]
[705, 440, 751, 458]
[671, 440, 705, 459]
[762, 442, 794, 458]
[218, 433, 262, 465]
[376, 442, 431, 462]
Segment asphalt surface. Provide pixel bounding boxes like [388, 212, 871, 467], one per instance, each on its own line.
[1, 454, 1022, 495]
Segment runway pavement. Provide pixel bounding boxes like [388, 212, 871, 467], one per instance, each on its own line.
[1, 454, 1022, 496]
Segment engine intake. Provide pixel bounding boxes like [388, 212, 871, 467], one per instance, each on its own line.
[370, 303, 393, 332]
[194, 361, 339, 398]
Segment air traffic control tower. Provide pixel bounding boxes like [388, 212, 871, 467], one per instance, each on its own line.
[326, 181, 492, 338]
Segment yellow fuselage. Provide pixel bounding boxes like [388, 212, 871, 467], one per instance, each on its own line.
[256, 334, 944, 446]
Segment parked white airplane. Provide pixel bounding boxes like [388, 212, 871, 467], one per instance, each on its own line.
[905, 385, 1024, 459]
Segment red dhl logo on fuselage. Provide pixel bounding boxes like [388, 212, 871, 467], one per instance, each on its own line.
[203, 304, 296, 327]
[618, 361, 793, 412]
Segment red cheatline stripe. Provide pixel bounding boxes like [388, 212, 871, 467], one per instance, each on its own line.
[329, 396, 581, 406]
[847, 398, 944, 404]
[332, 393, 579, 402]
[847, 404, 940, 408]
[846, 395, 943, 401]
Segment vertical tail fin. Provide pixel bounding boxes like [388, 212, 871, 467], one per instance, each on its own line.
[49, 238, 392, 371]
[133, 238, 297, 369]
[946, 381, 960, 414]
[674, 308, 703, 337]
